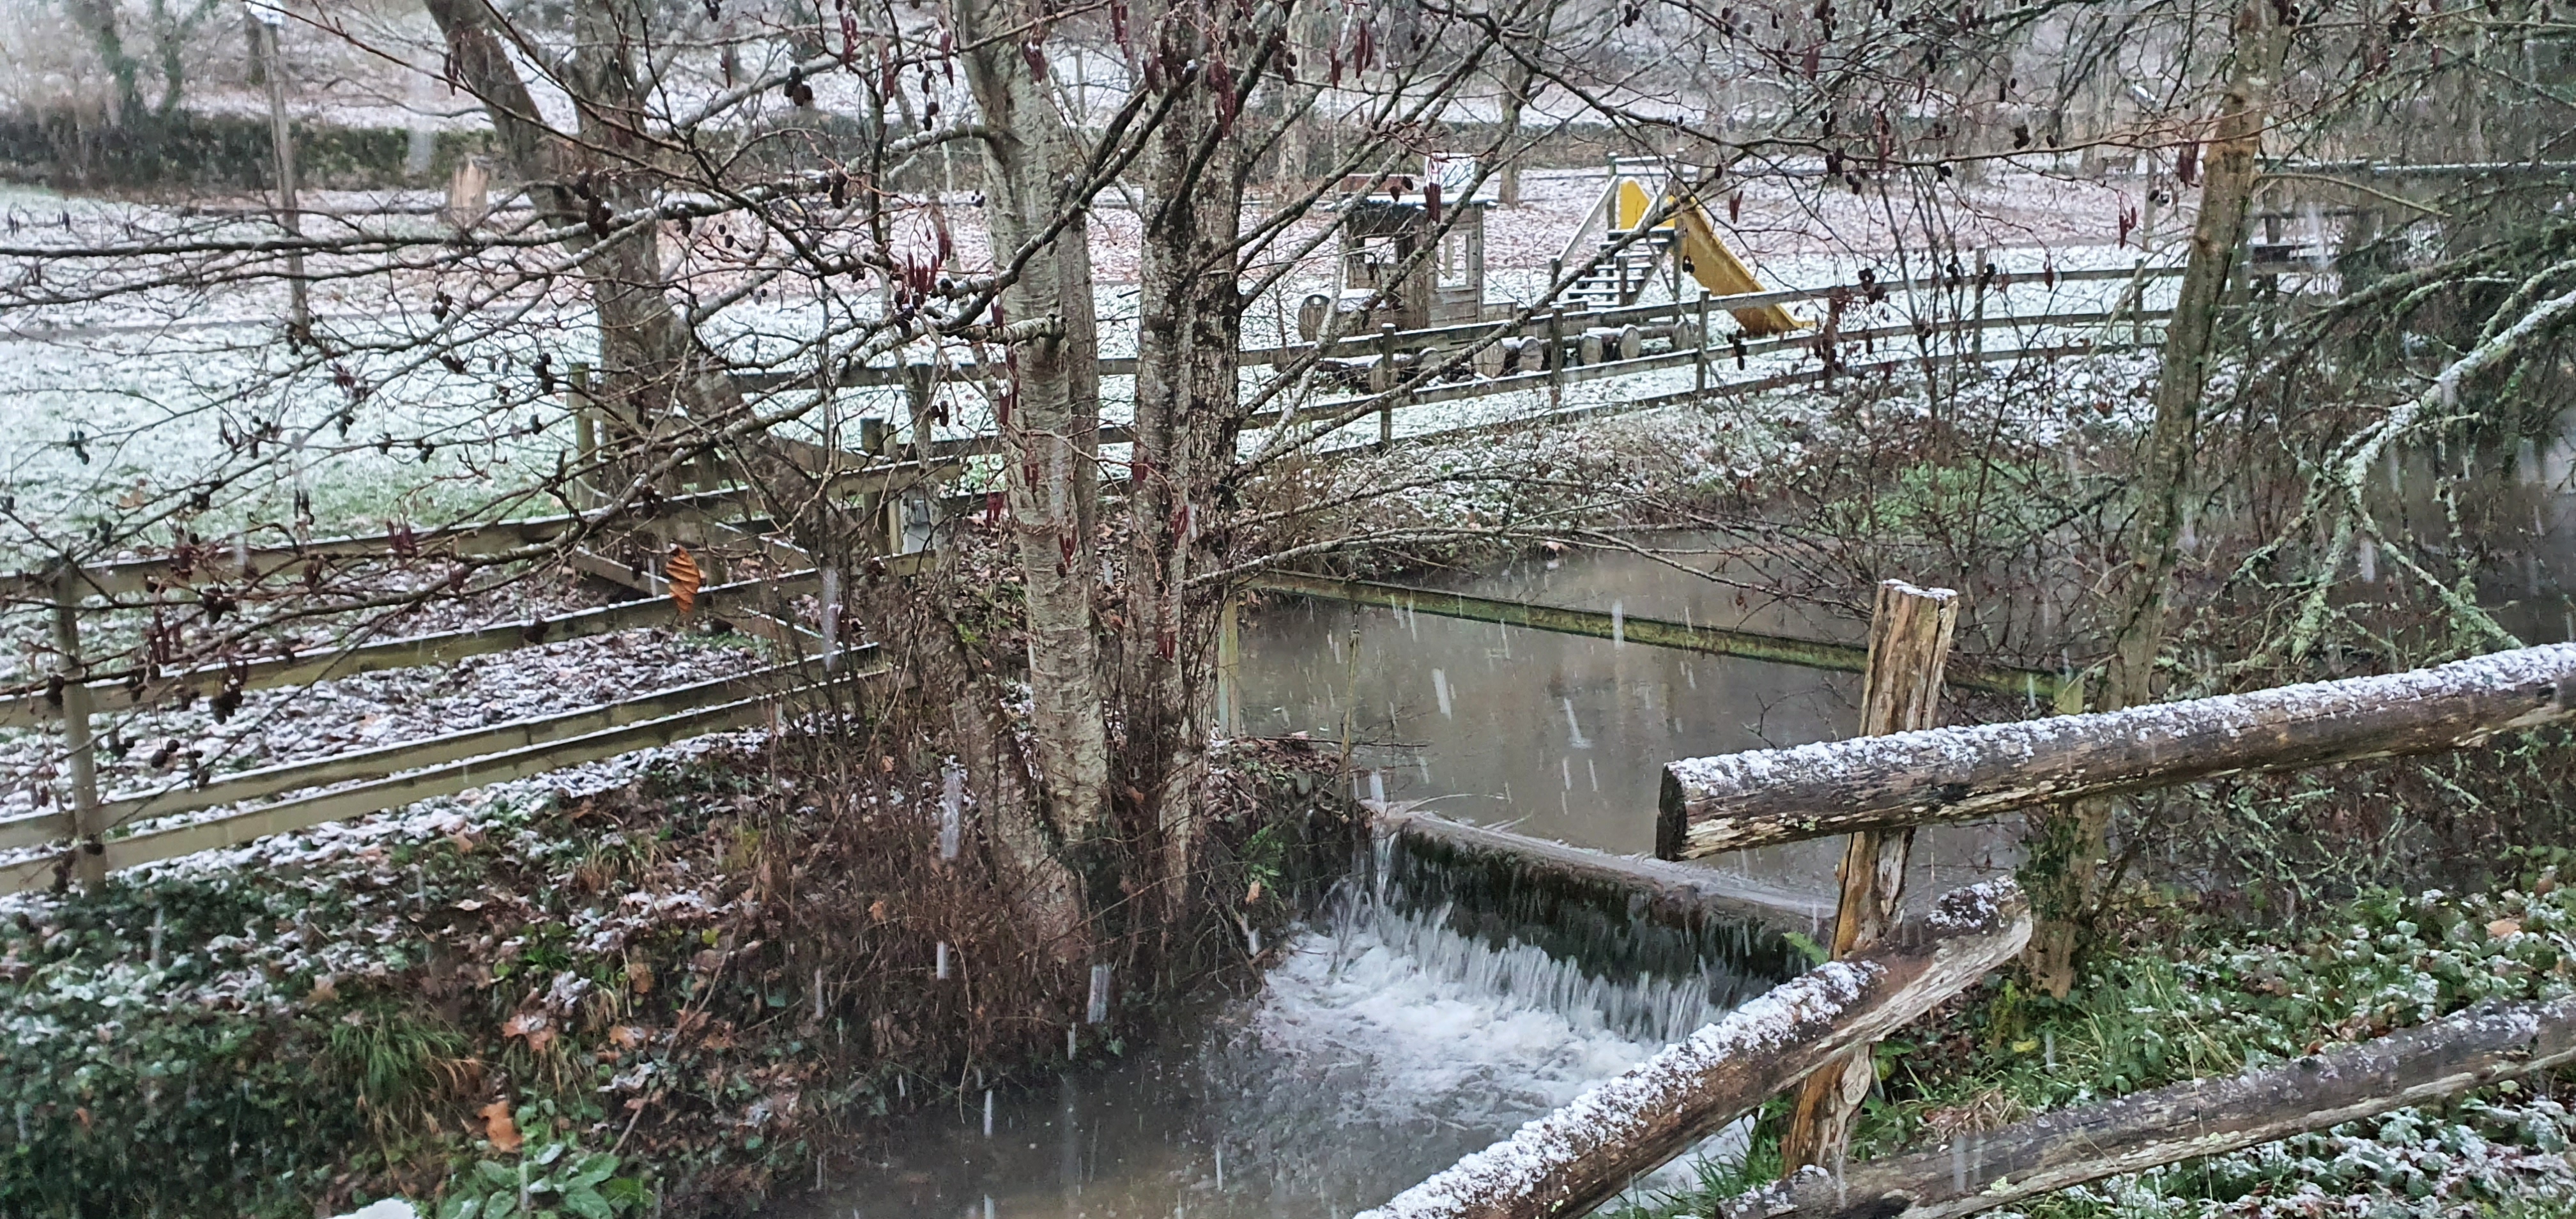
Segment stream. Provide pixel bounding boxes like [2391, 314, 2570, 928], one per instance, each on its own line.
[792, 436, 2576, 1219]
[788, 545, 2017, 1219]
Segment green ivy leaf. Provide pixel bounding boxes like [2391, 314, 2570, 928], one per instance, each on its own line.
[439, 1194, 485, 1219]
[569, 1153, 620, 1188]
[477, 1161, 518, 1190]
[561, 1184, 615, 1219]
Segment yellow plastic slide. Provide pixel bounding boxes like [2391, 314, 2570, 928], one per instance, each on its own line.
[1610, 176, 1802, 337]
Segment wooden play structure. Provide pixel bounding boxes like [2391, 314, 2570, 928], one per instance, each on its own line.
[1560, 158, 1802, 335]
[1299, 158, 1802, 345]
[1298, 172, 1491, 339]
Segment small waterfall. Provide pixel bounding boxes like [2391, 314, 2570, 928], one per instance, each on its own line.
[1318, 879, 1742, 1046]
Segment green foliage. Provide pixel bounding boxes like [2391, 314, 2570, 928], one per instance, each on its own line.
[1609, 878, 2576, 1219]
[436, 1117, 650, 1219]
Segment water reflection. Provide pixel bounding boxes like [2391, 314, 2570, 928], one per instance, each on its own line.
[1237, 546, 2021, 898]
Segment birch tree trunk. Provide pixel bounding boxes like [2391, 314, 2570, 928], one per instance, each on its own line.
[2023, 0, 2287, 996]
[958, 0, 1114, 930]
[1125, 3, 1266, 907]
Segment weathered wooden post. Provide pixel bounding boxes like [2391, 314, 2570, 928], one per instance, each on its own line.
[1694, 293, 1711, 400]
[569, 362, 597, 509]
[1971, 247, 1990, 359]
[1216, 595, 1242, 737]
[1545, 309, 1566, 406]
[2128, 256, 2149, 346]
[52, 568, 105, 890]
[1777, 578, 1958, 1176]
[1377, 324, 1399, 450]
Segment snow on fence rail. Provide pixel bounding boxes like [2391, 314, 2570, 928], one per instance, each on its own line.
[1657, 643, 2576, 860]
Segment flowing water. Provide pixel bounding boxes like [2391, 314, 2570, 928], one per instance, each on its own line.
[788, 546, 2018, 1219]
[791, 436, 2576, 1219]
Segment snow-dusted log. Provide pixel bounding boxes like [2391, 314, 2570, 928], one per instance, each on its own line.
[1374, 804, 1832, 934]
[1659, 645, 2576, 860]
[1353, 882, 2030, 1219]
[1719, 993, 2576, 1219]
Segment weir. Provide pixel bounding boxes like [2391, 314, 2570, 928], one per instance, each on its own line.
[787, 813, 1805, 1219]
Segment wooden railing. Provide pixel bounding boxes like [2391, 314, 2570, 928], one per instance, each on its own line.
[0, 265, 2181, 893]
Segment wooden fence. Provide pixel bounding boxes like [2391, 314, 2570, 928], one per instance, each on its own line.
[0, 267, 2179, 893]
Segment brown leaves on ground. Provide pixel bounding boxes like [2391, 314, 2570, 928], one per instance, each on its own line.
[666, 546, 703, 617]
[501, 1011, 556, 1054]
[479, 1100, 522, 1153]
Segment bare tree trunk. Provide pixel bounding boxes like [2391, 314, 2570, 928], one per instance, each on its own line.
[958, 0, 1113, 933]
[1493, 11, 1547, 208]
[425, 0, 831, 548]
[68, 0, 146, 125]
[2023, 0, 2287, 997]
[1124, 8, 1263, 908]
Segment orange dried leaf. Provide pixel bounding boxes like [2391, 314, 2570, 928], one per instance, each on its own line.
[479, 1100, 522, 1153]
[665, 546, 703, 617]
[626, 962, 655, 994]
[2488, 917, 2524, 939]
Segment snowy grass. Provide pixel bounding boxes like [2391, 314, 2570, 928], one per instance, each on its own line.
[1608, 872, 2576, 1219]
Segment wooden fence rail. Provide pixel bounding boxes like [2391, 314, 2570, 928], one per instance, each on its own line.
[0, 273, 2173, 892]
[1657, 643, 2576, 860]
[1722, 993, 2576, 1219]
[1351, 882, 2030, 1219]
[1245, 571, 2061, 698]
[0, 675, 856, 894]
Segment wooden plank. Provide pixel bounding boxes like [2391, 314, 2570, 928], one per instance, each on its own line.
[0, 570, 825, 728]
[1351, 882, 2030, 1219]
[1376, 804, 1832, 935]
[1658, 643, 2576, 860]
[1780, 580, 1959, 1174]
[1721, 993, 2576, 1219]
[0, 678, 870, 894]
[0, 486, 765, 602]
[93, 663, 847, 831]
[1243, 571, 2051, 697]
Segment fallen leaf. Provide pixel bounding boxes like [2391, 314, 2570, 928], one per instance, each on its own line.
[665, 546, 703, 617]
[445, 832, 476, 854]
[2488, 917, 2523, 939]
[502, 1011, 556, 1053]
[610, 1024, 648, 1050]
[479, 1100, 522, 1153]
[1244, 880, 1264, 905]
[305, 975, 339, 1004]
[454, 898, 485, 912]
[868, 899, 888, 923]
[626, 962, 654, 994]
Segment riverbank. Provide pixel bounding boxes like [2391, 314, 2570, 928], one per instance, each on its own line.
[1622, 866, 2576, 1218]
[0, 727, 1348, 1218]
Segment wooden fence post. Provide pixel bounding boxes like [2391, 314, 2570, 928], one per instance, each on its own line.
[1694, 293, 1711, 400]
[1377, 324, 1398, 450]
[1777, 578, 1958, 1176]
[1216, 595, 1241, 737]
[569, 362, 596, 509]
[52, 569, 105, 890]
[1546, 309, 1566, 406]
[1972, 247, 1990, 359]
